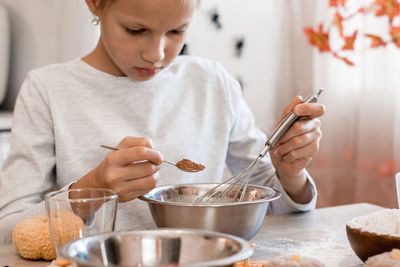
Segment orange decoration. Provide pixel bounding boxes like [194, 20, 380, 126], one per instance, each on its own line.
[342, 31, 358, 50]
[378, 159, 397, 177]
[364, 34, 387, 48]
[333, 52, 355, 66]
[330, 0, 347, 7]
[375, 0, 400, 22]
[390, 25, 400, 48]
[304, 0, 400, 66]
[303, 24, 331, 52]
[333, 12, 345, 37]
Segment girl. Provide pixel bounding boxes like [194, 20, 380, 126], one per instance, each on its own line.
[0, 0, 325, 244]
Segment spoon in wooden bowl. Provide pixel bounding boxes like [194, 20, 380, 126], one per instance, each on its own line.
[100, 145, 205, 173]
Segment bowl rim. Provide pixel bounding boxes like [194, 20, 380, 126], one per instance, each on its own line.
[138, 183, 281, 207]
[346, 224, 400, 240]
[60, 228, 255, 267]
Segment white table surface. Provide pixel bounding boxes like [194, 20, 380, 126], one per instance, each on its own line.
[250, 202, 383, 266]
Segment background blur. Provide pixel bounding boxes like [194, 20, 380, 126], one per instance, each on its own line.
[0, 0, 399, 208]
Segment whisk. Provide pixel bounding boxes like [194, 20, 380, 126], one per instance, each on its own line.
[196, 88, 324, 203]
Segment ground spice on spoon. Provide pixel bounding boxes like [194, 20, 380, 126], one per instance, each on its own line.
[175, 159, 205, 172]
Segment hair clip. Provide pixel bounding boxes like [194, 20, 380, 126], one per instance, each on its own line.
[210, 10, 222, 30]
[235, 37, 245, 57]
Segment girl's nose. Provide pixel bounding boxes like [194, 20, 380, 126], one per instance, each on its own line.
[142, 36, 165, 64]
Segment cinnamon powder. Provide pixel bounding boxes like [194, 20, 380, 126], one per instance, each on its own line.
[175, 159, 205, 172]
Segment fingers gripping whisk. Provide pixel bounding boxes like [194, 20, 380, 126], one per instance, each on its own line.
[195, 88, 324, 203]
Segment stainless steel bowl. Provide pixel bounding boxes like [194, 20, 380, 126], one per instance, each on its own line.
[60, 228, 254, 267]
[139, 183, 281, 240]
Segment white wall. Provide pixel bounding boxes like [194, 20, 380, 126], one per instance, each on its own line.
[186, 0, 313, 133]
[0, 0, 99, 110]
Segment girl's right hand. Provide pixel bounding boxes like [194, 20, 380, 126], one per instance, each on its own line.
[72, 136, 163, 202]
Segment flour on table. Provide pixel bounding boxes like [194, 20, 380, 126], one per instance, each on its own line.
[253, 225, 354, 267]
[346, 209, 400, 236]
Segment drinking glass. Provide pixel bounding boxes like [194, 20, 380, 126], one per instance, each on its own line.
[45, 188, 118, 257]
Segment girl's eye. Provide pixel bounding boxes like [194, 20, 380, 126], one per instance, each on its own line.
[171, 30, 185, 35]
[125, 28, 145, 36]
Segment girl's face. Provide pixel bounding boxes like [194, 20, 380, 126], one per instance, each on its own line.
[91, 0, 197, 81]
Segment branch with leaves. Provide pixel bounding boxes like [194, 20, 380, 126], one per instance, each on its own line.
[303, 0, 400, 66]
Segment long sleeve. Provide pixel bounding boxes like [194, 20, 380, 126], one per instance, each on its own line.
[221, 67, 317, 214]
[0, 73, 57, 244]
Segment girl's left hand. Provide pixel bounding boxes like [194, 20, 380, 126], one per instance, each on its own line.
[269, 95, 325, 196]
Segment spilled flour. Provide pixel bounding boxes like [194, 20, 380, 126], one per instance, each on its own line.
[252, 224, 357, 267]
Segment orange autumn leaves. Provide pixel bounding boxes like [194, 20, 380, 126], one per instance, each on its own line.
[391, 26, 400, 47]
[330, 0, 347, 7]
[375, 0, 400, 21]
[364, 34, 387, 47]
[303, 24, 331, 52]
[304, 0, 400, 66]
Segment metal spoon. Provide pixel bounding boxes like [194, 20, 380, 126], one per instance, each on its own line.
[100, 145, 205, 173]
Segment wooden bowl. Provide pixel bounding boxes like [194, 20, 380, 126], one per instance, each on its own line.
[346, 224, 400, 262]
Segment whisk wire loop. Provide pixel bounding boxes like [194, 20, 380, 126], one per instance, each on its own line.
[196, 156, 261, 203]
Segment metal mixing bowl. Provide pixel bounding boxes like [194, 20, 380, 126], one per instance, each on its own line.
[139, 183, 281, 240]
[60, 229, 254, 267]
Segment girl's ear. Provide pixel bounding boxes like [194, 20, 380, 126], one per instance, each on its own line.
[85, 0, 101, 15]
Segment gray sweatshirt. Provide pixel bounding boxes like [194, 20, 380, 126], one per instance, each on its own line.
[0, 56, 316, 244]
